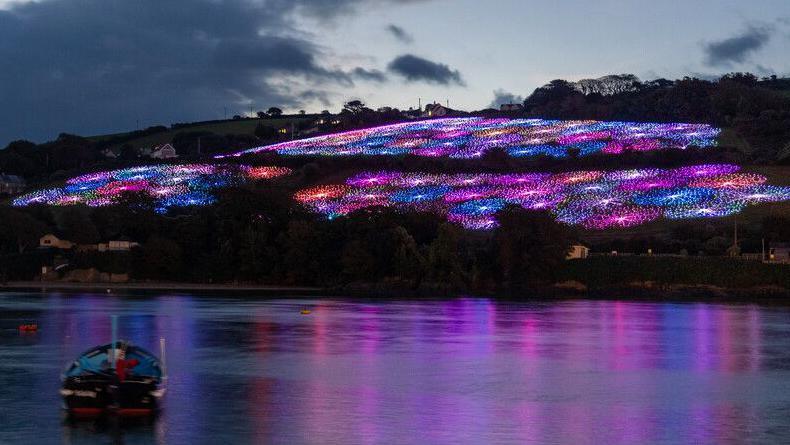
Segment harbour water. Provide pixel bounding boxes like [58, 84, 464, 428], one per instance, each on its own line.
[1, 292, 790, 444]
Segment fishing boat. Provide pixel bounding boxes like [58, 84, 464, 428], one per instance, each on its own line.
[61, 339, 166, 418]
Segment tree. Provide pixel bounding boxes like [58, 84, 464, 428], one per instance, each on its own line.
[256, 111, 267, 119]
[267, 107, 283, 117]
[132, 236, 183, 280]
[343, 100, 365, 114]
[119, 144, 138, 161]
[0, 208, 48, 253]
[391, 226, 424, 285]
[56, 207, 100, 244]
[426, 223, 470, 290]
[494, 206, 573, 294]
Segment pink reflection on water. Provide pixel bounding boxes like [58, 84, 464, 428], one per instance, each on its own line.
[34, 297, 779, 444]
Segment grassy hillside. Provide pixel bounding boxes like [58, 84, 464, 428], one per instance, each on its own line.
[718, 128, 752, 153]
[89, 116, 313, 149]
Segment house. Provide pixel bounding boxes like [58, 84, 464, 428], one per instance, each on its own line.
[150, 143, 178, 159]
[97, 239, 140, 252]
[0, 174, 26, 195]
[769, 243, 790, 263]
[499, 103, 524, 112]
[101, 147, 120, 159]
[566, 244, 590, 260]
[39, 234, 74, 250]
[421, 103, 455, 118]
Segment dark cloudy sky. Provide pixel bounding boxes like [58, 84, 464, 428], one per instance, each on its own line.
[1, 0, 789, 145]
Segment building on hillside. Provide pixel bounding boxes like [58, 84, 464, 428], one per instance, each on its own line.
[402, 107, 422, 119]
[422, 103, 456, 118]
[39, 234, 74, 250]
[98, 239, 140, 252]
[499, 103, 524, 112]
[566, 244, 590, 260]
[0, 174, 26, 195]
[769, 243, 790, 263]
[101, 147, 120, 159]
[150, 143, 178, 159]
[377, 106, 394, 113]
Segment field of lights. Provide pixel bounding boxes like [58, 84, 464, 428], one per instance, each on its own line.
[294, 164, 790, 230]
[216, 117, 719, 160]
[12, 164, 291, 213]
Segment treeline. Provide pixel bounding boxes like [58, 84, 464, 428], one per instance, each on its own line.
[520, 73, 790, 164]
[6, 72, 789, 185]
[0, 189, 573, 295]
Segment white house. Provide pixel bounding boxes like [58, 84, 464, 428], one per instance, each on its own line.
[422, 103, 454, 118]
[98, 240, 140, 252]
[150, 143, 178, 159]
[101, 148, 120, 159]
[0, 174, 26, 195]
[39, 234, 74, 250]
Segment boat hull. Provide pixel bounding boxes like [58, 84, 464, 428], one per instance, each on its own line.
[62, 376, 162, 418]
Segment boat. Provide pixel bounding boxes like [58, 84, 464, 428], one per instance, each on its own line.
[18, 323, 38, 332]
[61, 340, 166, 418]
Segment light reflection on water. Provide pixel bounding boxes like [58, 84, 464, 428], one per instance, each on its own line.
[1, 293, 790, 444]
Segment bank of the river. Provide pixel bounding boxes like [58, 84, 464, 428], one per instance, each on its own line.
[0, 281, 323, 295]
[3, 256, 790, 303]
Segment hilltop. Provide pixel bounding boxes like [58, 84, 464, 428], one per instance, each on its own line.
[1, 72, 789, 295]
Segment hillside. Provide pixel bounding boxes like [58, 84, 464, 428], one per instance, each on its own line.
[88, 115, 314, 150]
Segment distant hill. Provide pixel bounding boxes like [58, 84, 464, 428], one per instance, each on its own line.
[89, 115, 315, 150]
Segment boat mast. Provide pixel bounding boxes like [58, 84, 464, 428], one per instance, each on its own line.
[111, 315, 118, 369]
[160, 337, 168, 380]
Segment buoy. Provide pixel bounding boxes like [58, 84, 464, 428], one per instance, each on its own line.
[300, 309, 311, 315]
[19, 323, 38, 332]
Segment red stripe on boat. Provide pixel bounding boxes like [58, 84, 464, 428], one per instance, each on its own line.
[117, 408, 154, 417]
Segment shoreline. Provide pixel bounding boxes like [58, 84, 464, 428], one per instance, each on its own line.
[0, 281, 324, 295]
[1, 281, 788, 304]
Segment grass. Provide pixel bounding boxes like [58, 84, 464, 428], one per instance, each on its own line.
[718, 127, 752, 153]
[89, 116, 313, 149]
[560, 256, 790, 289]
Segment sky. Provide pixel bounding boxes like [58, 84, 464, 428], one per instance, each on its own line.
[1, 0, 789, 146]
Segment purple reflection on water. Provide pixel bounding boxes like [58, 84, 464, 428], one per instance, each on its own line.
[1, 295, 789, 444]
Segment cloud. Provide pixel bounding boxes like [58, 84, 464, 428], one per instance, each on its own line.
[386, 24, 413, 43]
[352, 67, 388, 82]
[488, 89, 524, 108]
[0, 0, 431, 145]
[704, 25, 773, 66]
[387, 54, 464, 86]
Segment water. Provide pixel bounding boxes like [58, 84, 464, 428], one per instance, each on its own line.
[2, 293, 790, 445]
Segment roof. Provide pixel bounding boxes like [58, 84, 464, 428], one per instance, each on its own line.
[0, 174, 25, 184]
[153, 143, 175, 151]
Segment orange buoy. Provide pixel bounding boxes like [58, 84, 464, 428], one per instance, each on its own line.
[300, 309, 312, 315]
[19, 323, 38, 332]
